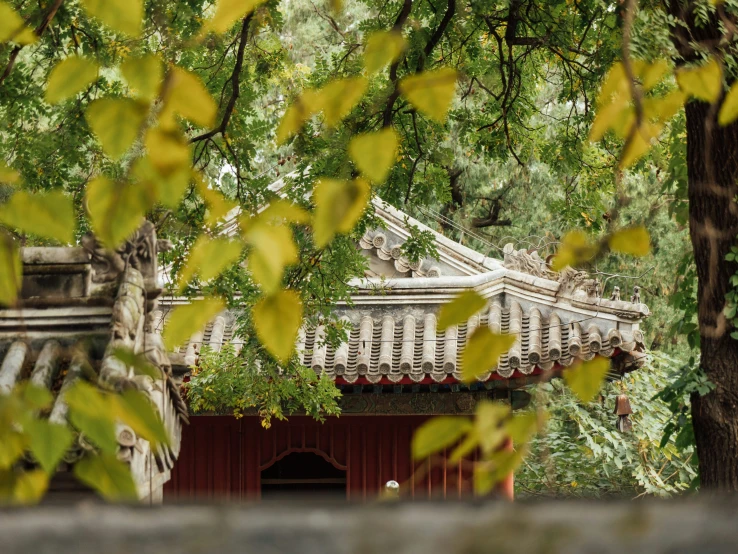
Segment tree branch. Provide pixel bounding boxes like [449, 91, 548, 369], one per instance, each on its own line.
[190, 14, 253, 144]
[0, 0, 65, 86]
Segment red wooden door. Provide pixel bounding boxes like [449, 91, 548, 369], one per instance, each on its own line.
[165, 415, 477, 501]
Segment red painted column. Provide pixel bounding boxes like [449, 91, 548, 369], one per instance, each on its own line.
[494, 438, 514, 501]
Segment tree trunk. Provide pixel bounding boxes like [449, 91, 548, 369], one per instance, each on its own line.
[685, 99, 738, 490]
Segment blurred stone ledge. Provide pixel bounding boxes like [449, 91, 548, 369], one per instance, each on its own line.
[2, 498, 737, 553]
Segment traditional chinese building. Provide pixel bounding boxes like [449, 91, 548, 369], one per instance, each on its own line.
[161, 194, 649, 501]
[0, 223, 187, 503]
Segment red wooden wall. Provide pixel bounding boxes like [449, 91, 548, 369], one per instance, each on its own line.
[164, 415, 479, 501]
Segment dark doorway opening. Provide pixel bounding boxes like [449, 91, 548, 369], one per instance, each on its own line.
[260, 452, 346, 498]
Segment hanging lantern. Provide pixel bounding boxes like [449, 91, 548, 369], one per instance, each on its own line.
[614, 393, 633, 433]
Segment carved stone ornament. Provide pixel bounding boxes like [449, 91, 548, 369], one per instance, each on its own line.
[83, 221, 172, 285]
[502, 243, 556, 280]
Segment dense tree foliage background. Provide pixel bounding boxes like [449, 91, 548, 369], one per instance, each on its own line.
[1, 0, 721, 497]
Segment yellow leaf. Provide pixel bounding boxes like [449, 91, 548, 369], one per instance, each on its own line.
[551, 229, 597, 271]
[275, 90, 323, 144]
[0, 233, 21, 306]
[162, 297, 226, 350]
[563, 356, 611, 404]
[145, 127, 191, 176]
[114, 390, 170, 447]
[202, 0, 265, 34]
[73, 453, 138, 501]
[636, 59, 670, 91]
[160, 66, 217, 128]
[363, 30, 406, 74]
[437, 290, 487, 331]
[121, 54, 163, 100]
[474, 449, 523, 495]
[719, 81, 738, 126]
[330, 0, 343, 12]
[0, 2, 37, 44]
[45, 56, 99, 104]
[194, 173, 238, 227]
[589, 101, 628, 142]
[608, 226, 650, 257]
[319, 77, 368, 127]
[643, 90, 686, 123]
[620, 121, 663, 168]
[399, 67, 458, 123]
[412, 416, 472, 460]
[0, 162, 20, 185]
[12, 470, 48, 505]
[253, 289, 303, 362]
[348, 128, 399, 183]
[244, 223, 298, 294]
[86, 98, 148, 160]
[178, 235, 243, 291]
[86, 176, 152, 248]
[80, 0, 143, 37]
[474, 401, 510, 454]
[313, 177, 371, 247]
[505, 410, 546, 445]
[65, 382, 119, 454]
[460, 328, 516, 383]
[676, 57, 722, 103]
[131, 156, 190, 208]
[257, 199, 310, 226]
[0, 190, 75, 243]
[596, 62, 628, 107]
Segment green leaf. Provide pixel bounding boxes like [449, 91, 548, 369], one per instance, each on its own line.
[253, 289, 303, 362]
[25, 419, 74, 474]
[244, 222, 298, 294]
[202, 0, 266, 34]
[608, 226, 651, 257]
[74, 453, 138, 501]
[412, 416, 472, 459]
[45, 56, 99, 104]
[399, 67, 457, 123]
[0, 190, 75, 244]
[160, 67, 217, 129]
[86, 176, 152, 249]
[80, 0, 143, 37]
[563, 356, 611, 404]
[0, 2, 36, 44]
[460, 328, 516, 383]
[178, 236, 244, 291]
[676, 57, 722, 104]
[65, 381, 119, 455]
[86, 98, 148, 160]
[121, 54, 163, 100]
[20, 383, 53, 411]
[0, 233, 21, 306]
[114, 390, 169, 447]
[162, 297, 226, 350]
[437, 290, 487, 332]
[363, 30, 406, 74]
[474, 449, 523, 495]
[348, 128, 399, 184]
[110, 347, 160, 379]
[506, 410, 544, 445]
[313, 177, 371, 247]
